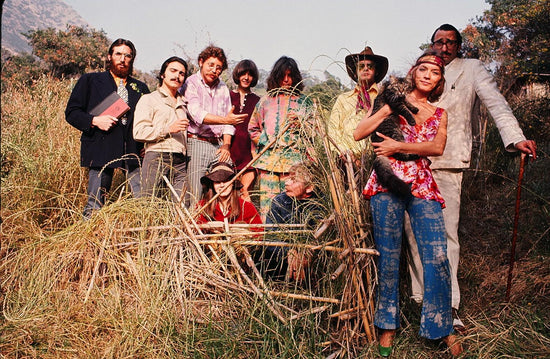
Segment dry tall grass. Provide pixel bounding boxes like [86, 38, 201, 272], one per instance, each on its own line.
[1, 75, 376, 357]
[1, 74, 549, 358]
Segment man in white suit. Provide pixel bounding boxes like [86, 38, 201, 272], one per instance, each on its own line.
[406, 23, 537, 332]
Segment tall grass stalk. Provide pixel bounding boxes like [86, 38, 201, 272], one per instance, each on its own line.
[1, 74, 549, 358]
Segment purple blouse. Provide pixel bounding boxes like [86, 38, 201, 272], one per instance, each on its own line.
[230, 90, 260, 170]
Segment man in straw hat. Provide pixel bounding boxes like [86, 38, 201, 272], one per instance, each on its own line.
[328, 46, 388, 159]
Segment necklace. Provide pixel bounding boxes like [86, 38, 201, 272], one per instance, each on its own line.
[239, 92, 247, 112]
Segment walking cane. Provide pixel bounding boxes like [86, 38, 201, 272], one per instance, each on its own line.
[505, 153, 528, 302]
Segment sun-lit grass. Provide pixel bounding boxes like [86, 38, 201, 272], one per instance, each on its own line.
[1, 74, 549, 358]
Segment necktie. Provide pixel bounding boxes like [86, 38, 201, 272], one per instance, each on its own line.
[356, 86, 371, 114]
[117, 79, 129, 124]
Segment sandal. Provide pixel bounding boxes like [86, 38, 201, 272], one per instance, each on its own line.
[378, 329, 396, 357]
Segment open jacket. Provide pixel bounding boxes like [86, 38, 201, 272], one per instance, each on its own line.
[429, 58, 526, 169]
[65, 71, 149, 168]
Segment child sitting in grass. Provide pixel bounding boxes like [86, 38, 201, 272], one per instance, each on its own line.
[260, 162, 322, 282]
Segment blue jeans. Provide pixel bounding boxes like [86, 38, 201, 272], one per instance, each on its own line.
[370, 192, 452, 340]
[83, 164, 140, 219]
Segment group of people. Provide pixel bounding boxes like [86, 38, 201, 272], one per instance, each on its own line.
[65, 40, 317, 281]
[65, 23, 537, 356]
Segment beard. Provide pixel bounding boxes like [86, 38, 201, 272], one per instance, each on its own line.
[109, 58, 132, 78]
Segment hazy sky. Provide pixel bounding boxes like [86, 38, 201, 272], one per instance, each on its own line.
[63, 0, 489, 85]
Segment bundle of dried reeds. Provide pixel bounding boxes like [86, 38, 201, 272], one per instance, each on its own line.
[1, 90, 379, 357]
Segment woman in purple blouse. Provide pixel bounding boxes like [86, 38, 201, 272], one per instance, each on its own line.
[230, 59, 261, 201]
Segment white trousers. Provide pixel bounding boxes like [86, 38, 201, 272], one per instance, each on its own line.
[405, 169, 463, 309]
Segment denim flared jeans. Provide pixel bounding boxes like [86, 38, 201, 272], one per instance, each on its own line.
[370, 192, 453, 340]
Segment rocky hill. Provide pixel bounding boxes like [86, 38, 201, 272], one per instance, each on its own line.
[1, 0, 89, 55]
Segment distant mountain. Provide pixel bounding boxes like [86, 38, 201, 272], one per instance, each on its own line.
[1, 0, 89, 55]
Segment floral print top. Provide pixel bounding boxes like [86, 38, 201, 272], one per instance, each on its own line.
[363, 107, 446, 207]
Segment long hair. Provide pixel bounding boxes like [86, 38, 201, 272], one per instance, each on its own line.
[266, 56, 304, 95]
[106, 38, 136, 74]
[407, 50, 446, 103]
[198, 45, 228, 71]
[232, 59, 259, 88]
[158, 56, 188, 86]
[201, 182, 241, 221]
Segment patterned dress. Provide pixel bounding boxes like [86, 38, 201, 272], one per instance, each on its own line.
[363, 107, 445, 207]
[248, 93, 313, 219]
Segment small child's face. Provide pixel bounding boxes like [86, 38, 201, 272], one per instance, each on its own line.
[284, 173, 312, 200]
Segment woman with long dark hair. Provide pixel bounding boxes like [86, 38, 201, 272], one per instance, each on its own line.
[248, 56, 313, 220]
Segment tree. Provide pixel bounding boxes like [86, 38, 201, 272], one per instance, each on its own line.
[457, 0, 550, 173]
[1, 52, 46, 88]
[25, 25, 110, 78]
[305, 71, 348, 114]
[461, 0, 550, 94]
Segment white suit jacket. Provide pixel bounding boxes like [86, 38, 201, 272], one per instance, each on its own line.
[429, 58, 526, 169]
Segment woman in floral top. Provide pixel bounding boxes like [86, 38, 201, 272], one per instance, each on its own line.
[248, 56, 313, 220]
[354, 52, 463, 357]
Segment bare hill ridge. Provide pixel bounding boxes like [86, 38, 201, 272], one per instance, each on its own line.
[1, 0, 89, 55]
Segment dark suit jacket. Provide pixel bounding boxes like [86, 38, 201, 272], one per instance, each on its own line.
[65, 71, 150, 168]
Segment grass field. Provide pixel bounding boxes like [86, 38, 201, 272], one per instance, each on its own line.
[1, 74, 549, 358]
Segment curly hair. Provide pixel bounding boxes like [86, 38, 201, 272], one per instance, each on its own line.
[289, 162, 314, 187]
[198, 45, 228, 71]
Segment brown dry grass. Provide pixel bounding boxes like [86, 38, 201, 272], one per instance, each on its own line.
[1, 74, 549, 358]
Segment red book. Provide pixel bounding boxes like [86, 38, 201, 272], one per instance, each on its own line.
[90, 92, 130, 118]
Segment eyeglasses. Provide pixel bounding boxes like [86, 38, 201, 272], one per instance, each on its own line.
[432, 39, 459, 49]
[112, 52, 133, 60]
[358, 63, 375, 71]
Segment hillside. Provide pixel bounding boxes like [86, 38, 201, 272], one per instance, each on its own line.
[1, 0, 88, 55]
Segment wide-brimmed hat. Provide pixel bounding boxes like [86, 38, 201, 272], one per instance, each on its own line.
[200, 162, 243, 189]
[345, 46, 389, 83]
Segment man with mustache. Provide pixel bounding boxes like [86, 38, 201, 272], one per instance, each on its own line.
[134, 57, 190, 200]
[180, 45, 247, 206]
[66, 38, 150, 219]
[404, 24, 537, 333]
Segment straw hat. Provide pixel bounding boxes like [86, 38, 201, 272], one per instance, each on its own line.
[345, 46, 389, 83]
[200, 162, 243, 189]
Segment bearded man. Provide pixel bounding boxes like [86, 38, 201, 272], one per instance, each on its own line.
[66, 38, 150, 219]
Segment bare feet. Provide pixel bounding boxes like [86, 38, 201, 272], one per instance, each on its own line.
[442, 334, 464, 357]
[378, 329, 396, 357]
[379, 329, 396, 347]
